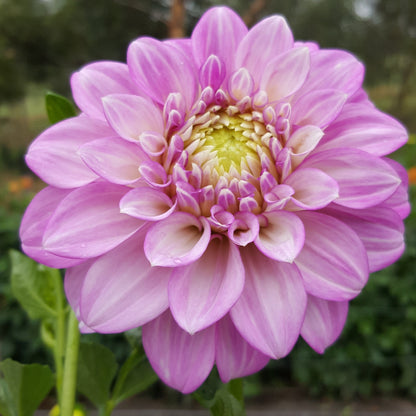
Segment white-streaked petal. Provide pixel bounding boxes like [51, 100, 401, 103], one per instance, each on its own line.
[120, 187, 176, 221]
[169, 236, 244, 334]
[215, 315, 270, 383]
[144, 212, 211, 267]
[142, 311, 215, 394]
[43, 183, 143, 259]
[254, 210, 305, 262]
[77, 230, 170, 333]
[295, 211, 369, 301]
[79, 137, 149, 184]
[301, 295, 349, 354]
[231, 246, 307, 359]
[102, 94, 164, 141]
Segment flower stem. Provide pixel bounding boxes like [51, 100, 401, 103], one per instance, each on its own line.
[60, 310, 80, 416]
[228, 378, 244, 407]
[53, 272, 66, 406]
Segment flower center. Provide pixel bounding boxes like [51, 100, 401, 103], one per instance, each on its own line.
[191, 114, 260, 175]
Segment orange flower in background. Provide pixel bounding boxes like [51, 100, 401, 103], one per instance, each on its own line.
[7, 175, 34, 193]
[408, 167, 416, 185]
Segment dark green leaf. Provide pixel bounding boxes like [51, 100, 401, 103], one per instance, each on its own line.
[9, 250, 59, 320]
[0, 359, 54, 416]
[77, 342, 118, 407]
[45, 92, 76, 124]
[112, 348, 157, 405]
[210, 388, 245, 416]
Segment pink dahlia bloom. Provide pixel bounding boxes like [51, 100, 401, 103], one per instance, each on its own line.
[21, 7, 409, 393]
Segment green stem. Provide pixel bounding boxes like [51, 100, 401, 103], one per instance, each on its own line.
[99, 401, 115, 416]
[60, 310, 80, 416]
[227, 378, 245, 414]
[53, 272, 66, 406]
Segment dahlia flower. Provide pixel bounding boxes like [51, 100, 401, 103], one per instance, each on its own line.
[20, 7, 409, 393]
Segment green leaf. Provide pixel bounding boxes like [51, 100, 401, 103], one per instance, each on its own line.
[9, 250, 59, 320]
[77, 342, 118, 407]
[111, 348, 157, 405]
[0, 359, 54, 416]
[45, 92, 76, 124]
[194, 373, 245, 416]
[210, 388, 245, 416]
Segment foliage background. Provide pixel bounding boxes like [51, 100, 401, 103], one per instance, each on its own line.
[0, 0, 415, 405]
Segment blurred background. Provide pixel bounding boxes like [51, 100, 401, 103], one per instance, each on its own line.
[1, 0, 416, 410]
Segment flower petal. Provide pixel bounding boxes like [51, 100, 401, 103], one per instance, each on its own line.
[284, 167, 339, 210]
[127, 37, 197, 108]
[235, 15, 293, 85]
[79, 137, 149, 184]
[142, 311, 215, 394]
[71, 61, 142, 119]
[322, 204, 405, 273]
[381, 158, 411, 219]
[64, 259, 94, 324]
[25, 116, 114, 188]
[285, 125, 324, 166]
[296, 49, 364, 97]
[301, 148, 400, 209]
[295, 211, 369, 301]
[144, 212, 211, 267]
[215, 315, 269, 383]
[230, 247, 307, 359]
[169, 236, 244, 334]
[120, 187, 176, 221]
[43, 183, 143, 259]
[102, 94, 164, 141]
[192, 7, 247, 79]
[301, 296, 349, 354]
[75, 230, 170, 333]
[20, 187, 83, 268]
[255, 211, 304, 262]
[318, 103, 408, 156]
[260, 47, 310, 101]
[290, 89, 348, 129]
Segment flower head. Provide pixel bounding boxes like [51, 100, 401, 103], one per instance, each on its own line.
[21, 7, 409, 393]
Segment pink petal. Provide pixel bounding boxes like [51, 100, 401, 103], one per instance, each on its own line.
[144, 212, 211, 267]
[20, 187, 84, 268]
[318, 103, 408, 156]
[295, 211, 369, 301]
[291, 89, 348, 129]
[25, 116, 114, 188]
[43, 183, 143, 259]
[102, 94, 164, 141]
[70, 61, 141, 119]
[230, 247, 307, 359]
[235, 15, 293, 86]
[79, 137, 149, 184]
[284, 167, 339, 210]
[169, 236, 244, 334]
[300, 296, 349, 354]
[142, 311, 215, 394]
[301, 148, 400, 209]
[323, 204, 405, 273]
[199, 55, 226, 90]
[75, 231, 170, 333]
[120, 187, 176, 221]
[296, 49, 364, 97]
[285, 125, 324, 166]
[127, 37, 197, 108]
[64, 260, 94, 325]
[192, 7, 247, 79]
[260, 47, 310, 101]
[215, 315, 269, 383]
[254, 211, 304, 262]
[381, 158, 410, 219]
